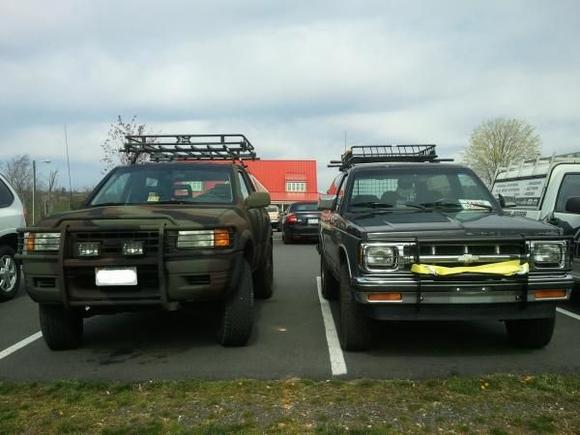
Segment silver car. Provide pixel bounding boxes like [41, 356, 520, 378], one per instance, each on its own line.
[0, 173, 26, 300]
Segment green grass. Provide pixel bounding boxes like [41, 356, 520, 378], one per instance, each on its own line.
[0, 374, 578, 434]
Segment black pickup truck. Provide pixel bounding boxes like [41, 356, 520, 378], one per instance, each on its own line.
[318, 145, 573, 351]
[17, 134, 273, 350]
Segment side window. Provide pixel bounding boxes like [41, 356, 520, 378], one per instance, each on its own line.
[0, 179, 15, 208]
[237, 172, 250, 199]
[555, 174, 580, 212]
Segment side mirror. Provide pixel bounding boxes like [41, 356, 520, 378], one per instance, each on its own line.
[245, 191, 271, 209]
[318, 194, 337, 211]
[565, 197, 580, 214]
[497, 194, 516, 208]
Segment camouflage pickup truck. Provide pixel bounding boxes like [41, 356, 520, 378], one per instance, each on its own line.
[17, 134, 273, 349]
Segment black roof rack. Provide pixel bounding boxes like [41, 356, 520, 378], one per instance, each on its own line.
[123, 134, 258, 164]
[329, 144, 452, 170]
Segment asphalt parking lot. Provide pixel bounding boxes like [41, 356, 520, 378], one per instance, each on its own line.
[1, 233, 579, 381]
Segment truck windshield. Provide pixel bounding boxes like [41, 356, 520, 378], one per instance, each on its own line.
[348, 167, 496, 212]
[90, 165, 234, 206]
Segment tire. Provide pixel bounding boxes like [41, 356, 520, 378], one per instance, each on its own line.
[505, 317, 556, 349]
[218, 259, 254, 346]
[282, 232, 293, 244]
[39, 304, 83, 350]
[0, 245, 20, 301]
[254, 241, 274, 299]
[320, 254, 338, 300]
[338, 263, 372, 351]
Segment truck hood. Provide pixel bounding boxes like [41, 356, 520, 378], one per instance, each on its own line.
[34, 205, 243, 230]
[348, 211, 561, 239]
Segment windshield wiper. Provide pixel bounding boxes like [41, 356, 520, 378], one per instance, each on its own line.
[350, 201, 394, 209]
[89, 202, 125, 207]
[419, 200, 463, 210]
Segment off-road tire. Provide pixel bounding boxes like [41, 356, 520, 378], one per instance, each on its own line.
[39, 304, 83, 350]
[218, 259, 254, 346]
[320, 254, 338, 300]
[0, 245, 20, 301]
[338, 263, 372, 351]
[254, 241, 274, 299]
[505, 317, 556, 349]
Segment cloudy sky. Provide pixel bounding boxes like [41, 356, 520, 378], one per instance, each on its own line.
[1, 0, 579, 191]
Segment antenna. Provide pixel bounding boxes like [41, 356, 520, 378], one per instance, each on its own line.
[64, 124, 73, 208]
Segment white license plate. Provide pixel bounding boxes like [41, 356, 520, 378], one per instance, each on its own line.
[308, 218, 319, 225]
[95, 267, 138, 286]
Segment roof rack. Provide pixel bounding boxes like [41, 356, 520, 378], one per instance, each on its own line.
[123, 134, 257, 164]
[328, 144, 451, 170]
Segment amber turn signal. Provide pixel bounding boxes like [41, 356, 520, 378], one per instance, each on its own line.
[534, 289, 567, 300]
[367, 292, 402, 302]
[214, 229, 231, 248]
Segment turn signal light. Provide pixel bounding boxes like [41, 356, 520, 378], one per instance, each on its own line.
[534, 290, 567, 300]
[214, 229, 231, 248]
[367, 292, 402, 302]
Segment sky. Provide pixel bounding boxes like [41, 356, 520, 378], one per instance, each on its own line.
[1, 0, 579, 192]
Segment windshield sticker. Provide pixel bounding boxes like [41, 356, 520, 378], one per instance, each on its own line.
[458, 199, 491, 210]
[147, 192, 160, 202]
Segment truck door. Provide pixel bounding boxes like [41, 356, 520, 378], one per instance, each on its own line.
[321, 173, 348, 271]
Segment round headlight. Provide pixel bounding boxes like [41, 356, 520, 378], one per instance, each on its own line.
[365, 245, 397, 268]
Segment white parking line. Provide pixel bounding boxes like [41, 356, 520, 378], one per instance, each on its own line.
[557, 307, 580, 321]
[315, 276, 347, 376]
[0, 331, 43, 361]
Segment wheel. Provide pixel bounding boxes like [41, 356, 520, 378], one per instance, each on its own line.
[338, 263, 372, 351]
[282, 232, 293, 244]
[218, 259, 254, 346]
[39, 304, 83, 350]
[320, 254, 338, 300]
[0, 245, 20, 301]
[254, 241, 274, 299]
[505, 317, 556, 349]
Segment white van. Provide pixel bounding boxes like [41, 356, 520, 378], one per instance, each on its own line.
[491, 153, 580, 286]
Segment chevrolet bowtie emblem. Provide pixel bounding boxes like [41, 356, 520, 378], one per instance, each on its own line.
[457, 254, 479, 264]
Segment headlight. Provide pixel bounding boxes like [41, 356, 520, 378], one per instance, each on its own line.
[24, 232, 61, 252]
[177, 229, 231, 249]
[363, 244, 398, 270]
[529, 241, 567, 269]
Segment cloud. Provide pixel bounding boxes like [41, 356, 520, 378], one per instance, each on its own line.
[1, 0, 579, 191]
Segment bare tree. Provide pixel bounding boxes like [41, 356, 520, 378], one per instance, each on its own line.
[2, 154, 33, 202]
[42, 169, 59, 216]
[463, 118, 541, 185]
[101, 115, 154, 172]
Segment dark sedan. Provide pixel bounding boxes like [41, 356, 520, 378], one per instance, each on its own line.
[282, 201, 321, 244]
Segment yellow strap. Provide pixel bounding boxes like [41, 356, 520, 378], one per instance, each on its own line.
[410, 260, 529, 277]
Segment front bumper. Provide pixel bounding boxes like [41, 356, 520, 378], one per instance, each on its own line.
[352, 273, 574, 321]
[20, 252, 244, 308]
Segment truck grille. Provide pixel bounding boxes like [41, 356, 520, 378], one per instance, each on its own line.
[417, 242, 523, 266]
[68, 230, 160, 258]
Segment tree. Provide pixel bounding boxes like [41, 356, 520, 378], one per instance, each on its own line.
[42, 169, 59, 217]
[463, 118, 541, 185]
[2, 154, 33, 202]
[101, 115, 154, 172]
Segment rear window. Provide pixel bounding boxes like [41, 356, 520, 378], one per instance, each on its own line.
[292, 203, 318, 212]
[0, 178, 14, 208]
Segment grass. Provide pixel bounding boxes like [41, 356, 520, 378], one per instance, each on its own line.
[0, 374, 578, 434]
